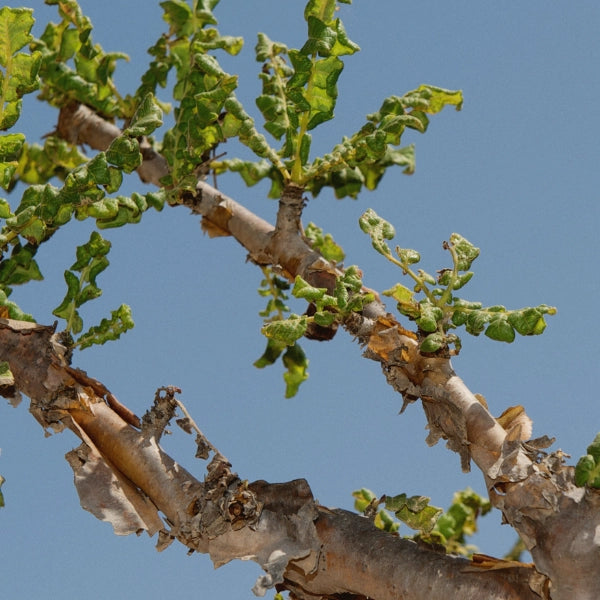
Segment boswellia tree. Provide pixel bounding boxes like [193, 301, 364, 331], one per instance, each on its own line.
[0, 1, 598, 599]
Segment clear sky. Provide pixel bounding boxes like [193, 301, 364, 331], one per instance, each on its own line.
[1, 1, 599, 598]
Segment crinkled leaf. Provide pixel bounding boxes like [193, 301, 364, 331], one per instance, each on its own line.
[33, 8, 125, 117]
[383, 283, 420, 319]
[302, 1, 359, 57]
[292, 275, 326, 302]
[575, 434, 600, 488]
[0, 197, 11, 218]
[313, 310, 336, 327]
[507, 306, 555, 336]
[420, 332, 446, 353]
[385, 493, 442, 534]
[0, 133, 24, 161]
[0, 287, 34, 321]
[304, 222, 345, 262]
[123, 93, 163, 137]
[71, 230, 111, 270]
[16, 137, 87, 185]
[282, 342, 308, 398]
[52, 269, 83, 333]
[223, 98, 282, 165]
[0, 242, 42, 286]
[106, 136, 142, 173]
[449, 233, 479, 271]
[416, 302, 442, 333]
[465, 310, 489, 336]
[359, 208, 395, 256]
[53, 231, 112, 334]
[254, 337, 287, 368]
[485, 314, 515, 343]
[77, 304, 134, 349]
[0, 9, 40, 130]
[352, 487, 376, 513]
[261, 315, 308, 344]
[0, 7, 34, 65]
[396, 246, 420, 265]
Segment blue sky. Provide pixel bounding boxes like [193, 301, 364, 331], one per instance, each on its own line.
[1, 1, 599, 598]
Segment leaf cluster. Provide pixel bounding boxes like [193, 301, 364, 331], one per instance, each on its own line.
[253, 267, 308, 398]
[353, 487, 491, 556]
[214, 1, 462, 199]
[260, 266, 373, 345]
[32, 0, 128, 117]
[147, 0, 250, 196]
[0, 7, 41, 131]
[0, 96, 165, 319]
[52, 230, 134, 348]
[575, 433, 600, 488]
[0, 7, 164, 337]
[360, 209, 556, 353]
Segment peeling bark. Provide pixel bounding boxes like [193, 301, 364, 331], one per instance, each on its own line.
[1, 318, 543, 599]
[37, 103, 600, 598]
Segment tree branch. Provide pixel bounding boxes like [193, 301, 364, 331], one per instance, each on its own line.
[0, 317, 544, 600]
[51, 102, 600, 598]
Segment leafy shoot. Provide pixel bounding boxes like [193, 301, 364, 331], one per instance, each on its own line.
[359, 209, 556, 353]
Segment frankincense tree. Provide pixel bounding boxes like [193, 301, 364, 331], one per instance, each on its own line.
[0, 2, 598, 599]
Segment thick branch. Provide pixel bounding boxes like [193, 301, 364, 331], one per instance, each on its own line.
[0, 318, 542, 600]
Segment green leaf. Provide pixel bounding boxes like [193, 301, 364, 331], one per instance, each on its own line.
[383, 283, 420, 319]
[292, 275, 326, 302]
[416, 302, 442, 333]
[313, 310, 336, 327]
[359, 208, 395, 256]
[53, 231, 112, 334]
[304, 222, 345, 263]
[352, 487, 376, 513]
[465, 310, 489, 336]
[0, 197, 11, 218]
[106, 136, 142, 173]
[485, 314, 515, 343]
[385, 493, 443, 534]
[282, 342, 309, 398]
[303, 1, 360, 57]
[254, 337, 287, 368]
[0, 133, 24, 161]
[420, 332, 446, 353]
[77, 304, 134, 349]
[0, 7, 34, 64]
[161, 0, 195, 36]
[223, 98, 283, 166]
[0, 286, 34, 321]
[449, 233, 479, 271]
[261, 315, 308, 344]
[288, 53, 343, 132]
[396, 246, 421, 265]
[0, 242, 43, 286]
[575, 434, 600, 488]
[123, 93, 163, 137]
[507, 306, 555, 336]
[0, 8, 40, 130]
